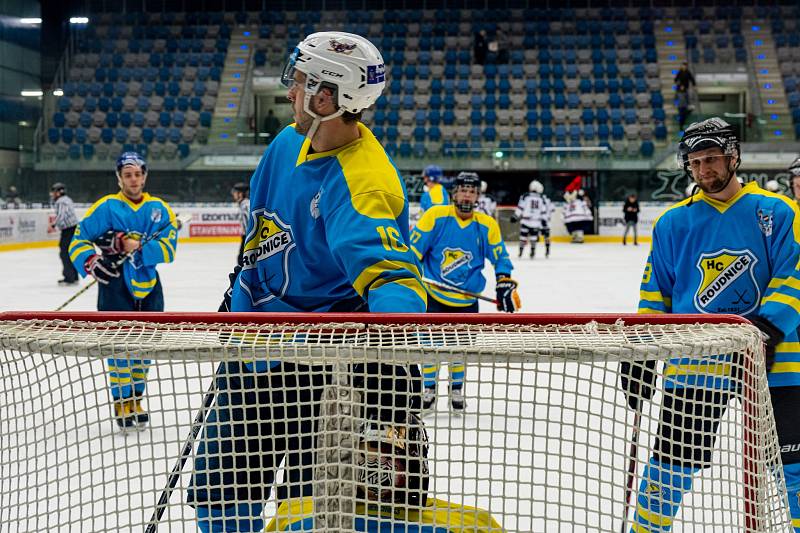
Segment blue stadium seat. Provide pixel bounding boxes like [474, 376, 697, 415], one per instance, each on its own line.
[68, 144, 81, 159]
[591, 79, 605, 93]
[623, 94, 636, 108]
[624, 109, 637, 124]
[168, 128, 181, 144]
[654, 124, 667, 140]
[554, 93, 566, 109]
[583, 124, 596, 141]
[567, 93, 580, 109]
[581, 109, 596, 124]
[133, 112, 145, 127]
[155, 127, 167, 143]
[569, 124, 581, 142]
[428, 110, 441, 125]
[484, 109, 497, 125]
[611, 124, 624, 140]
[114, 128, 128, 143]
[540, 109, 553, 125]
[119, 112, 132, 128]
[610, 108, 623, 124]
[469, 126, 481, 141]
[597, 123, 610, 140]
[641, 140, 655, 157]
[178, 144, 190, 158]
[651, 92, 664, 107]
[47, 127, 60, 144]
[173, 111, 185, 128]
[82, 143, 94, 159]
[413, 126, 426, 142]
[607, 79, 621, 93]
[428, 126, 442, 141]
[621, 78, 634, 93]
[470, 110, 482, 125]
[101, 127, 113, 144]
[608, 93, 622, 109]
[652, 108, 666, 122]
[540, 125, 554, 142]
[142, 128, 154, 144]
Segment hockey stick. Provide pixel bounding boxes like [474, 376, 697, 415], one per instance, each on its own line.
[620, 406, 642, 533]
[145, 378, 217, 532]
[54, 214, 191, 311]
[421, 276, 498, 304]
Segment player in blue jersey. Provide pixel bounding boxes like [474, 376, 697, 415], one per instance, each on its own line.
[69, 152, 178, 431]
[419, 164, 449, 213]
[411, 171, 520, 412]
[622, 118, 800, 532]
[187, 32, 427, 533]
[264, 412, 503, 532]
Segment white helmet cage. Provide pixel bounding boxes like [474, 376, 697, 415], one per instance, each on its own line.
[282, 31, 385, 136]
[529, 180, 544, 193]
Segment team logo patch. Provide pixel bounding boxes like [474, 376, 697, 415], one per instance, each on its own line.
[310, 188, 323, 219]
[694, 249, 760, 315]
[150, 208, 162, 223]
[367, 64, 385, 85]
[440, 247, 473, 285]
[240, 209, 296, 306]
[757, 208, 774, 237]
[328, 39, 357, 54]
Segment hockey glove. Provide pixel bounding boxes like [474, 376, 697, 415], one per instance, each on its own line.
[495, 276, 521, 313]
[218, 265, 241, 312]
[749, 315, 783, 373]
[84, 254, 120, 285]
[619, 360, 656, 411]
[95, 230, 127, 256]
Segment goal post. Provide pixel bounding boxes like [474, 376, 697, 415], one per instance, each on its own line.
[0, 312, 791, 532]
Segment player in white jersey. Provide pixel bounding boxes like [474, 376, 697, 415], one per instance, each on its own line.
[230, 182, 250, 265]
[476, 180, 496, 218]
[562, 189, 593, 243]
[513, 180, 549, 258]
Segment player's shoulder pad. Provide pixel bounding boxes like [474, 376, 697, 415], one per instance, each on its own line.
[333, 124, 406, 218]
[745, 183, 800, 215]
[652, 195, 695, 230]
[82, 193, 119, 219]
[415, 204, 452, 231]
[144, 194, 177, 218]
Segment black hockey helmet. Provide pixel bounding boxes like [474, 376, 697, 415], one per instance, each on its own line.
[50, 182, 66, 193]
[677, 117, 740, 174]
[356, 411, 430, 507]
[454, 171, 480, 190]
[231, 182, 249, 194]
[789, 155, 800, 177]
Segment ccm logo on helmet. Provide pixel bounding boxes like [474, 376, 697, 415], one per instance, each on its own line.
[321, 69, 344, 78]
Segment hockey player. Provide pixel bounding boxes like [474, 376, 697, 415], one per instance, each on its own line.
[187, 32, 427, 532]
[476, 180, 497, 218]
[69, 152, 178, 430]
[512, 180, 548, 258]
[49, 182, 79, 285]
[790, 156, 800, 204]
[562, 189, 593, 243]
[419, 164, 449, 213]
[411, 171, 519, 412]
[539, 188, 553, 257]
[230, 182, 249, 265]
[264, 413, 502, 531]
[622, 118, 800, 532]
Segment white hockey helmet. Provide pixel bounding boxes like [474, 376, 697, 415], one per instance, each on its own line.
[529, 180, 544, 193]
[765, 179, 780, 192]
[480, 180, 488, 194]
[282, 32, 385, 138]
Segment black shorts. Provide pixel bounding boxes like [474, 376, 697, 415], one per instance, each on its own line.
[188, 360, 422, 506]
[655, 385, 800, 468]
[519, 225, 541, 239]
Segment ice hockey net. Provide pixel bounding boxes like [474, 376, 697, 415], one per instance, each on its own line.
[0, 312, 791, 532]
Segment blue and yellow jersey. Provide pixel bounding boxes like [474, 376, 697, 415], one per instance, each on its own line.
[420, 183, 449, 213]
[230, 122, 426, 315]
[266, 497, 504, 532]
[69, 192, 177, 300]
[411, 205, 512, 307]
[639, 181, 800, 388]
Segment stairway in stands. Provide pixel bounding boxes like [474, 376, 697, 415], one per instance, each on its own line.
[209, 28, 256, 145]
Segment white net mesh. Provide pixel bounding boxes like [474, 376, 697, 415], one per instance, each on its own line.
[0, 313, 791, 532]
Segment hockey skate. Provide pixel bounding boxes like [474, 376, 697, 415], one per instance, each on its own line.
[113, 399, 136, 431]
[450, 387, 466, 411]
[132, 394, 149, 427]
[545, 244, 550, 258]
[57, 278, 78, 286]
[422, 386, 436, 412]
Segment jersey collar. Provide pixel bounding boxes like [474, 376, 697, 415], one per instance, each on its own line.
[698, 181, 755, 213]
[116, 191, 150, 211]
[294, 122, 368, 165]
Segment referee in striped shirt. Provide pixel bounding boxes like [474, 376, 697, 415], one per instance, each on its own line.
[49, 182, 79, 285]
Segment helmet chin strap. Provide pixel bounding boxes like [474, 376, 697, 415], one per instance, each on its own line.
[303, 91, 345, 143]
